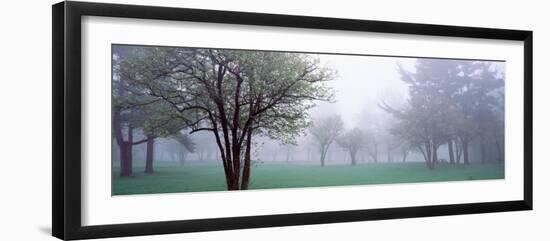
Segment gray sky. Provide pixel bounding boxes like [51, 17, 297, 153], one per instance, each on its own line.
[312, 54, 416, 129]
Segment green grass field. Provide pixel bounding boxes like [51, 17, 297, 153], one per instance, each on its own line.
[112, 162, 504, 195]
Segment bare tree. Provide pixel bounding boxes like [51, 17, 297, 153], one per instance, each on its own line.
[310, 115, 344, 166]
[364, 129, 381, 163]
[337, 128, 366, 165]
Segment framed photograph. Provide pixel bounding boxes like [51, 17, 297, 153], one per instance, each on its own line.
[52, 1, 532, 240]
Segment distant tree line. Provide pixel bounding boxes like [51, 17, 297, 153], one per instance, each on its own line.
[306, 59, 504, 170]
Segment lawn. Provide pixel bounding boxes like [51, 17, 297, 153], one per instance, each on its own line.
[112, 162, 504, 195]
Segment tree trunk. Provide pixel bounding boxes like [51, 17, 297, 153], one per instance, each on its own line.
[350, 150, 357, 166]
[431, 143, 438, 169]
[462, 138, 470, 165]
[228, 177, 238, 190]
[227, 143, 240, 191]
[119, 143, 132, 176]
[319, 144, 329, 167]
[145, 136, 155, 174]
[401, 150, 408, 163]
[373, 144, 378, 163]
[480, 138, 487, 163]
[230, 144, 241, 190]
[126, 126, 134, 175]
[420, 141, 433, 170]
[454, 139, 462, 164]
[320, 148, 327, 167]
[113, 109, 133, 177]
[447, 139, 455, 164]
[179, 150, 186, 166]
[240, 130, 253, 190]
[495, 139, 503, 163]
[119, 128, 134, 177]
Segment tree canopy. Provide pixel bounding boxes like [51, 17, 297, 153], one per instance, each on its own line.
[381, 59, 504, 169]
[310, 115, 344, 166]
[117, 46, 336, 189]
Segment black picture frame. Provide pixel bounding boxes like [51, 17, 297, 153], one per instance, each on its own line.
[52, 1, 533, 240]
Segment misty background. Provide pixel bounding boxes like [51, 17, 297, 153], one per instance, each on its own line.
[113, 54, 504, 166]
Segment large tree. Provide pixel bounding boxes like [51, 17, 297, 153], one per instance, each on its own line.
[382, 59, 504, 168]
[381, 59, 463, 169]
[112, 89, 188, 175]
[382, 96, 455, 169]
[446, 61, 504, 164]
[310, 115, 344, 166]
[113, 46, 191, 176]
[466, 63, 504, 163]
[119, 47, 335, 190]
[112, 46, 157, 176]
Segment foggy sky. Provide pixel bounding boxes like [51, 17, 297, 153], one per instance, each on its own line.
[312, 54, 416, 129]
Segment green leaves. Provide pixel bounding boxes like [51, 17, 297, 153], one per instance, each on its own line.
[114, 45, 337, 152]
